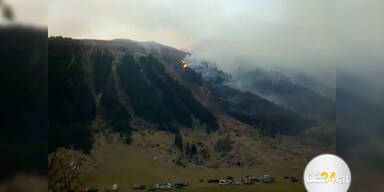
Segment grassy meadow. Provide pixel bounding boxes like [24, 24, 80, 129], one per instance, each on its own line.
[84, 135, 307, 192]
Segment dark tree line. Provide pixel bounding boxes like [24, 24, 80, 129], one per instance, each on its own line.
[101, 85, 132, 143]
[49, 39, 135, 152]
[213, 85, 313, 136]
[49, 38, 95, 153]
[184, 142, 197, 158]
[91, 50, 113, 93]
[117, 53, 218, 133]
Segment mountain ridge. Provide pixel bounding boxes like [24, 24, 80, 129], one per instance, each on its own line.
[48, 37, 334, 169]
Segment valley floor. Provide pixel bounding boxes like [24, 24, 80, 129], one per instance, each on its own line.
[84, 136, 308, 192]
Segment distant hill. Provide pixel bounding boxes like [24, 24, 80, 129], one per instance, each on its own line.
[187, 61, 316, 136]
[229, 68, 335, 122]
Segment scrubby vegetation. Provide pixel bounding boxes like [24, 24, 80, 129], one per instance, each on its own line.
[215, 135, 232, 152]
[48, 148, 95, 192]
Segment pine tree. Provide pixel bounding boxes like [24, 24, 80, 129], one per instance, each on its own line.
[190, 144, 197, 158]
[174, 130, 183, 152]
[185, 142, 190, 156]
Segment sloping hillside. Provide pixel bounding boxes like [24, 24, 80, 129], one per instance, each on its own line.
[230, 68, 335, 121]
[48, 37, 334, 169]
[49, 37, 218, 153]
[48, 37, 335, 192]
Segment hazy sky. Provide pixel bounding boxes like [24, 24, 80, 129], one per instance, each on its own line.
[48, 0, 335, 85]
[337, 0, 384, 103]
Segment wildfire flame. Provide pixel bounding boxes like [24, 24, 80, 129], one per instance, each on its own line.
[180, 59, 187, 69]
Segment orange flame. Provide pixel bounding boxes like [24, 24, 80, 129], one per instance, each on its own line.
[180, 59, 187, 69]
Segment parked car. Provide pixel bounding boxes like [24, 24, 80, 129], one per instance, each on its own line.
[182, 182, 189, 187]
[291, 177, 299, 182]
[208, 179, 220, 183]
[84, 188, 98, 192]
[259, 175, 276, 183]
[242, 175, 260, 184]
[112, 184, 118, 192]
[133, 184, 146, 190]
[219, 179, 230, 185]
[174, 183, 184, 189]
[152, 184, 160, 189]
[159, 183, 171, 190]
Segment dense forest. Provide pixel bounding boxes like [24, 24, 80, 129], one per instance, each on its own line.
[212, 85, 313, 136]
[48, 37, 319, 155]
[49, 39, 95, 153]
[48, 37, 219, 152]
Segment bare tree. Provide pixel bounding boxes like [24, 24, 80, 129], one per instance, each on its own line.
[48, 148, 95, 192]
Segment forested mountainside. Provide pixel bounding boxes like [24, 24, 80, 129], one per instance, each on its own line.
[48, 37, 322, 155]
[230, 68, 335, 121]
[49, 38, 218, 153]
[188, 60, 335, 122]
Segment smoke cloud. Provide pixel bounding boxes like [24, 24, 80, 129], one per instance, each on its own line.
[336, 0, 384, 191]
[48, 0, 335, 88]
